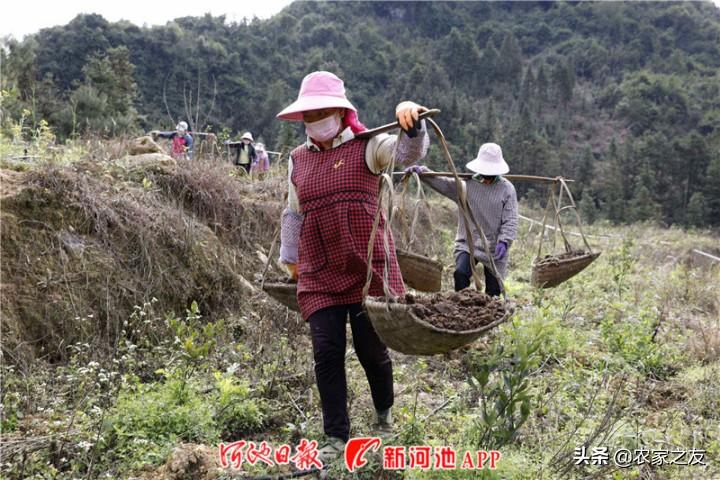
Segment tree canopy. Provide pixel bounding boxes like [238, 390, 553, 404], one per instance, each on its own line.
[2, 1, 719, 226]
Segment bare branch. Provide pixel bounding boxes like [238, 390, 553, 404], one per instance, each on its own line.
[182, 82, 192, 125]
[162, 73, 175, 125]
[195, 67, 201, 130]
[199, 75, 218, 130]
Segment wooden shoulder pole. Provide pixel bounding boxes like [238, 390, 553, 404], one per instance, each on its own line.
[392, 172, 574, 183]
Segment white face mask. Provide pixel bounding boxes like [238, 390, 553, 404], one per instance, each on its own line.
[305, 114, 342, 142]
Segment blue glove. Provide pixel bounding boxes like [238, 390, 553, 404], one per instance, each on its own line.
[404, 165, 429, 175]
[494, 241, 508, 260]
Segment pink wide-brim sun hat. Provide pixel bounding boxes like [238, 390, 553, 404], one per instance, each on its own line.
[277, 71, 357, 121]
[465, 143, 510, 176]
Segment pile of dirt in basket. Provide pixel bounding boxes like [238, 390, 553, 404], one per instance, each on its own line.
[399, 290, 506, 331]
[534, 250, 589, 265]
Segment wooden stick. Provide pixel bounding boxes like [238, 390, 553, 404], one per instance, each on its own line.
[148, 131, 216, 137]
[393, 171, 574, 183]
[355, 108, 441, 139]
[692, 249, 720, 263]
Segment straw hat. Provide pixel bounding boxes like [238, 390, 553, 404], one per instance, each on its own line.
[277, 71, 357, 121]
[465, 143, 509, 176]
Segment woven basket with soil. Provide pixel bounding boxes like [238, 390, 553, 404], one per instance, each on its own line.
[261, 278, 299, 312]
[364, 116, 511, 355]
[531, 178, 600, 289]
[531, 250, 601, 288]
[365, 290, 512, 355]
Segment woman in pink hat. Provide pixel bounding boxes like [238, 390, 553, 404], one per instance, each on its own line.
[406, 142, 518, 296]
[277, 71, 429, 459]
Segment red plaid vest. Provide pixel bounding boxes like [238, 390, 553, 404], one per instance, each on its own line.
[291, 138, 405, 320]
[171, 135, 187, 157]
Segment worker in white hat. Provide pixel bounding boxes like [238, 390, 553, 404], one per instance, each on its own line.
[405, 142, 518, 295]
[225, 131, 257, 174]
[151, 120, 194, 159]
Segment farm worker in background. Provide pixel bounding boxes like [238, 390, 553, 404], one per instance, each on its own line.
[405, 143, 518, 296]
[152, 121, 193, 159]
[250, 142, 270, 180]
[277, 71, 429, 461]
[232, 132, 256, 174]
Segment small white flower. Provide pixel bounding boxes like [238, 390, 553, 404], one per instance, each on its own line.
[77, 441, 94, 451]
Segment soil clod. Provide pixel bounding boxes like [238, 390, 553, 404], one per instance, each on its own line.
[399, 290, 505, 331]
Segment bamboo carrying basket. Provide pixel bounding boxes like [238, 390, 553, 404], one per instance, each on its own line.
[394, 171, 443, 292]
[259, 225, 301, 312]
[363, 114, 511, 355]
[261, 281, 300, 312]
[395, 249, 443, 292]
[531, 251, 601, 288]
[364, 298, 513, 355]
[531, 179, 600, 288]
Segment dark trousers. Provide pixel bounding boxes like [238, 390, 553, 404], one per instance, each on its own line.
[237, 163, 251, 174]
[308, 303, 394, 442]
[454, 251, 501, 296]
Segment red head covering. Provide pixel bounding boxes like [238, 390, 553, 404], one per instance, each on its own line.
[343, 109, 367, 134]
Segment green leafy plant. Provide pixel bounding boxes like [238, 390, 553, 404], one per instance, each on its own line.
[104, 376, 218, 470]
[397, 359, 429, 446]
[214, 371, 264, 438]
[101, 301, 232, 469]
[600, 309, 681, 379]
[609, 239, 635, 299]
[164, 301, 224, 382]
[465, 337, 540, 449]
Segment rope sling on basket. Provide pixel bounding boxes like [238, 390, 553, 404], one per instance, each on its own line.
[363, 115, 513, 356]
[531, 178, 601, 288]
[395, 171, 443, 292]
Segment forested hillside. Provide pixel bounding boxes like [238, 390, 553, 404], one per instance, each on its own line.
[2, 1, 720, 226]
